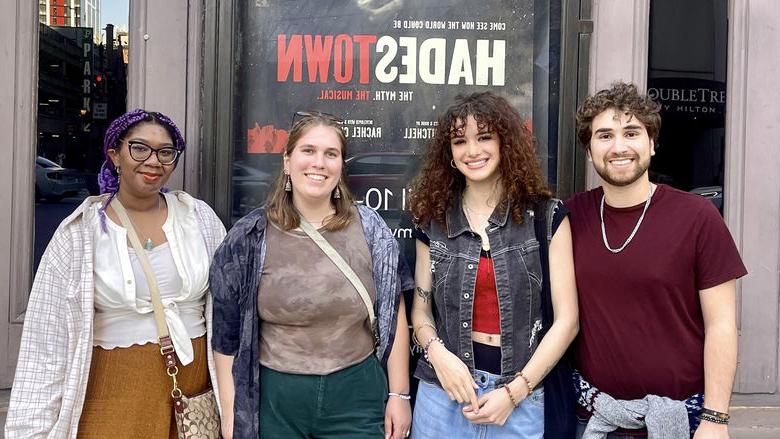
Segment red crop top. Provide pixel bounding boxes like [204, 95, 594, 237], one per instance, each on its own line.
[472, 250, 500, 334]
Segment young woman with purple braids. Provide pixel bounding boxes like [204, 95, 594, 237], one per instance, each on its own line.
[5, 109, 226, 438]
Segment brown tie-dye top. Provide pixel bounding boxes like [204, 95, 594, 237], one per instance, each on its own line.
[257, 216, 377, 374]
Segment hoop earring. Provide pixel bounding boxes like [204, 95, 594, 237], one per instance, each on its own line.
[284, 174, 292, 192]
[450, 159, 457, 169]
[333, 186, 341, 199]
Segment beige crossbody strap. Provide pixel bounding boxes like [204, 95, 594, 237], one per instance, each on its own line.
[298, 218, 377, 332]
[110, 198, 177, 360]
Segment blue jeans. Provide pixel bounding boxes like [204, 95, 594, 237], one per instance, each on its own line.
[411, 369, 544, 439]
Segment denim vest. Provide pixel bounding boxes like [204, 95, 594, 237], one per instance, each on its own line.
[415, 196, 558, 387]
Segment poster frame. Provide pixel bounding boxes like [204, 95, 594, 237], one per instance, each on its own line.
[200, 0, 590, 224]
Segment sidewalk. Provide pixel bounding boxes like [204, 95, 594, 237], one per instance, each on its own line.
[0, 389, 777, 438]
[729, 406, 780, 438]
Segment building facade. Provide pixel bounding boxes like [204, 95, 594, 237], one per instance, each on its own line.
[2, 0, 779, 406]
[39, 0, 101, 42]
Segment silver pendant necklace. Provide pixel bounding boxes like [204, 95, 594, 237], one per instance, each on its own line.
[600, 185, 653, 253]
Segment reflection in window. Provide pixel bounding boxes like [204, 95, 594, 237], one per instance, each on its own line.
[346, 153, 416, 176]
[34, 0, 129, 273]
[647, 0, 728, 212]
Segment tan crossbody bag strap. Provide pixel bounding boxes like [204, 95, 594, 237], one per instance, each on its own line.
[298, 218, 377, 332]
[113, 199, 217, 427]
[111, 198, 178, 361]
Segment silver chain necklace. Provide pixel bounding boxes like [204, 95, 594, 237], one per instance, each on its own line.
[600, 185, 653, 253]
[463, 203, 493, 218]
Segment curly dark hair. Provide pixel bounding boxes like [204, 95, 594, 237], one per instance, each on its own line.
[409, 92, 551, 226]
[576, 82, 661, 150]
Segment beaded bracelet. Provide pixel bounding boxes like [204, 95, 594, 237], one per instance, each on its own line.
[700, 407, 730, 421]
[698, 413, 729, 425]
[388, 392, 412, 400]
[515, 370, 534, 394]
[501, 385, 520, 407]
[422, 336, 443, 362]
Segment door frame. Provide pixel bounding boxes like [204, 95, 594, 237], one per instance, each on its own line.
[0, 0, 38, 387]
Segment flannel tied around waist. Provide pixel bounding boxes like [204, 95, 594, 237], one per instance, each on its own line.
[572, 370, 704, 437]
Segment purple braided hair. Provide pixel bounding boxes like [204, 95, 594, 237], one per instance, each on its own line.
[98, 109, 187, 231]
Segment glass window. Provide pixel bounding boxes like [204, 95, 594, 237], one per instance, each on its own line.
[647, 0, 728, 212]
[230, 0, 561, 229]
[346, 154, 416, 176]
[33, 0, 129, 273]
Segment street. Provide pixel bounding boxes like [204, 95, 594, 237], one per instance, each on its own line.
[33, 194, 88, 273]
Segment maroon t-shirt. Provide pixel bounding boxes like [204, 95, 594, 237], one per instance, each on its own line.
[565, 184, 747, 400]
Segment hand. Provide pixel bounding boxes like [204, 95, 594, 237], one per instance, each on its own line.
[693, 420, 729, 439]
[462, 387, 517, 426]
[427, 342, 480, 412]
[384, 396, 412, 439]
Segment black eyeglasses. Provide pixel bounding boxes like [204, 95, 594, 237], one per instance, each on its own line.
[127, 141, 180, 165]
[290, 110, 343, 129]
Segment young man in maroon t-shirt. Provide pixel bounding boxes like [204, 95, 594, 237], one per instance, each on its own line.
[565, 82, 747, 439]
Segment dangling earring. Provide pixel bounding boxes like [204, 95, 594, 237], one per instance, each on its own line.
[116, 166, 121, 183]
[450, 159, 457, 169]
[333, 186, 341, 199]
[284, 173, 292, 192]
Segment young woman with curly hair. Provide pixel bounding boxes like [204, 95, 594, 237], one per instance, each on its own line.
[408, 92, 579, 438]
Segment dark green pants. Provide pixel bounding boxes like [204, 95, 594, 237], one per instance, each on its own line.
[259, 355, 387, 438]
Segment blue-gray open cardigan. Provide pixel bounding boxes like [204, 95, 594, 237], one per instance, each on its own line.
[209, 205, 408, 438]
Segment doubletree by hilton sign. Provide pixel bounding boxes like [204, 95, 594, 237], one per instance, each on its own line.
[647, 78, 726, 122]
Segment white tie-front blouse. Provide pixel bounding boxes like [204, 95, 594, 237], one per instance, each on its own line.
[91, 192, 211, 365]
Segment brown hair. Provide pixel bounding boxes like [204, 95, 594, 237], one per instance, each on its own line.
[409, 92, 551, 226]
[265, 115, 354, 231]
[576, 82, 661, 150]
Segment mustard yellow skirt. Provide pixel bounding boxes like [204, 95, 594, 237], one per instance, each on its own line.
[77, 335, 211, 439]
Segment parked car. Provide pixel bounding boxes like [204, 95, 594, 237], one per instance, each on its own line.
[690, 185, 723, 212]
[35, 156, 86, 202]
